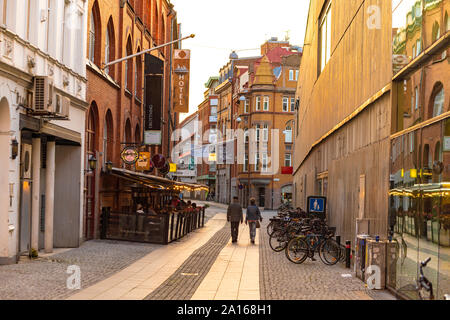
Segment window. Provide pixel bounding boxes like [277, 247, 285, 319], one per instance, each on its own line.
[432, 86, 445, 118]
[125, 37, 132, 91]
[290, 98, 295, 112]
[285, 125, 292, 143]
[415, 87, 419, 111]
[283, 97, 289, 112]
[256, 96, 261, 111]
[412, 45, 416, 58]
[134, 62, 138, 96]
[432, 21, 440, 42]
[263, 96, 269, 111]
[105, 27, 110, 74]
[244, 129, 249, 144]
[416, 39, 421, 56]
[244, 99, 249, 113]
[262, 153, 268, 172]
[244, 153, 248, 172]
[409, 132, 414, 153]
[256, 124, 261, 142]
[255, 153, 260, 171]
[1, 0, 6, 25]
[263, 124, 269, 142]
[289, 70, 294, 81]
[296, 70, 299, 80]
[89, 11, 95, 62]
[318, 1, 332, 74]
[285, 154, 292, 167]
[211, 106, 217, 116]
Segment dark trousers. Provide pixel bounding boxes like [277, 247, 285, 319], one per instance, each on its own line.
[231, 221, 240, 241]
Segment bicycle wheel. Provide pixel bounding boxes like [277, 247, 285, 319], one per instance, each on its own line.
[319, 239, 341, 265]
[269, 230, 288, 252]
[267, 221, 274, 235]
[285, 237, 309, 264]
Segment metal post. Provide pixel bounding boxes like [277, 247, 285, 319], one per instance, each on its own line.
[345, 240, 351, 268]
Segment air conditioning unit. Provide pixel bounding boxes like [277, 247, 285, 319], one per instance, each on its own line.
[33, 76, 54, 114]
[60, 96, 70, 118]
[52, 94, 70, 118]
[21, 144, 32, 180]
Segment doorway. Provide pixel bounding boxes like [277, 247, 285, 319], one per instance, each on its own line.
[258, 187, 265, 208]
[0, 97, 11, 258]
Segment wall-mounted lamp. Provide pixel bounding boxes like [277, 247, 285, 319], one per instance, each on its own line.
[105, 161, 113, 173]
[11, 138, 19, 160]
[88, 155, 97, 171]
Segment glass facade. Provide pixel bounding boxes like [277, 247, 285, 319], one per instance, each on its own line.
[389, 0, 449, 299]
[388, 118, 450, 299]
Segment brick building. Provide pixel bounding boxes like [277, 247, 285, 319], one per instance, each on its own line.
[84, 0, 180, 239]
[233, 40, 301, 209]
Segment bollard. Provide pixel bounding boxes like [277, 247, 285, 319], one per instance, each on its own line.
[345, 240, 351, 268]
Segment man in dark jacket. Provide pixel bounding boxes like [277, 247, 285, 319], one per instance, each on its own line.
[227, 197, 243, 243]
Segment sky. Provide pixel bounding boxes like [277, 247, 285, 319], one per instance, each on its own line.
[171, 0, 310, 122]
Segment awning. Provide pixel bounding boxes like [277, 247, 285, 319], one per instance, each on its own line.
[109, 167, 209, 191]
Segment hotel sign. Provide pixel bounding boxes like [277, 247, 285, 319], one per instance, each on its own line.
[173, 49, 191, 113]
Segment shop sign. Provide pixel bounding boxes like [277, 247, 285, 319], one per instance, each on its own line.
[121, 147, 139, 165]
[144, 130, 162, 145]
[169, 163, 177, 172]
[173, 49, 191, 113]
[136, 152, 151, 171]
[281, 167, 293, 175]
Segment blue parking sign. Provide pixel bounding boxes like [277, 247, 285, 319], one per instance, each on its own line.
[308, 196, 326, 214]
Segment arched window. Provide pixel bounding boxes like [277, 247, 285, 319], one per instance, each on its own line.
[89, 11, 95, 62]
[104, 110, 114, 163]
[430, 83, 445, 118]
[152, 0, 158, 43]
[87, 103, 98, 156]
[160, 15, 165, 45]
[89, 1, 101, 64]
[125, 37, 132, 91]
[105, 18, 115, 77]
[125, 119, 132, 144]
[135, 47, 142, 98]
[432, 21, 440, 42]
[135, 124, 141, 144]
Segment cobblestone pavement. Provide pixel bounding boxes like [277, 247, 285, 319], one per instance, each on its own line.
[0, 240, 161, 300]
[145, 224, 230, 300]
[259, 211, 396, 300]
[0, 203, 223, 300]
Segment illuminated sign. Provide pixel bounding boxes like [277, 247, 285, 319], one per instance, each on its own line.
[173, 50, 191, 113]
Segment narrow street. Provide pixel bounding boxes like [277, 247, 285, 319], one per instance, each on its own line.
[0, 203, 395, 300]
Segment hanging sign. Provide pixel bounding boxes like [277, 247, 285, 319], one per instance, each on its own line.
[173, 49, 191, 113]
[121, 147, 139, 165]
[136, 152, 151, 171]
[169, 163, 177, 172]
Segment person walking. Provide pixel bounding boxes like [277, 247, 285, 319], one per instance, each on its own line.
[227, 196, 243, 243]
[246, 198, 263, 244]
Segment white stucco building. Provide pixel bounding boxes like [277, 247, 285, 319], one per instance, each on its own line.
[0, 0, 88, 264]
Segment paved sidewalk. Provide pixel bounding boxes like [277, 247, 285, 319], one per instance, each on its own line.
[191, 222, 260, 300]
[67, 213, 227, 300]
